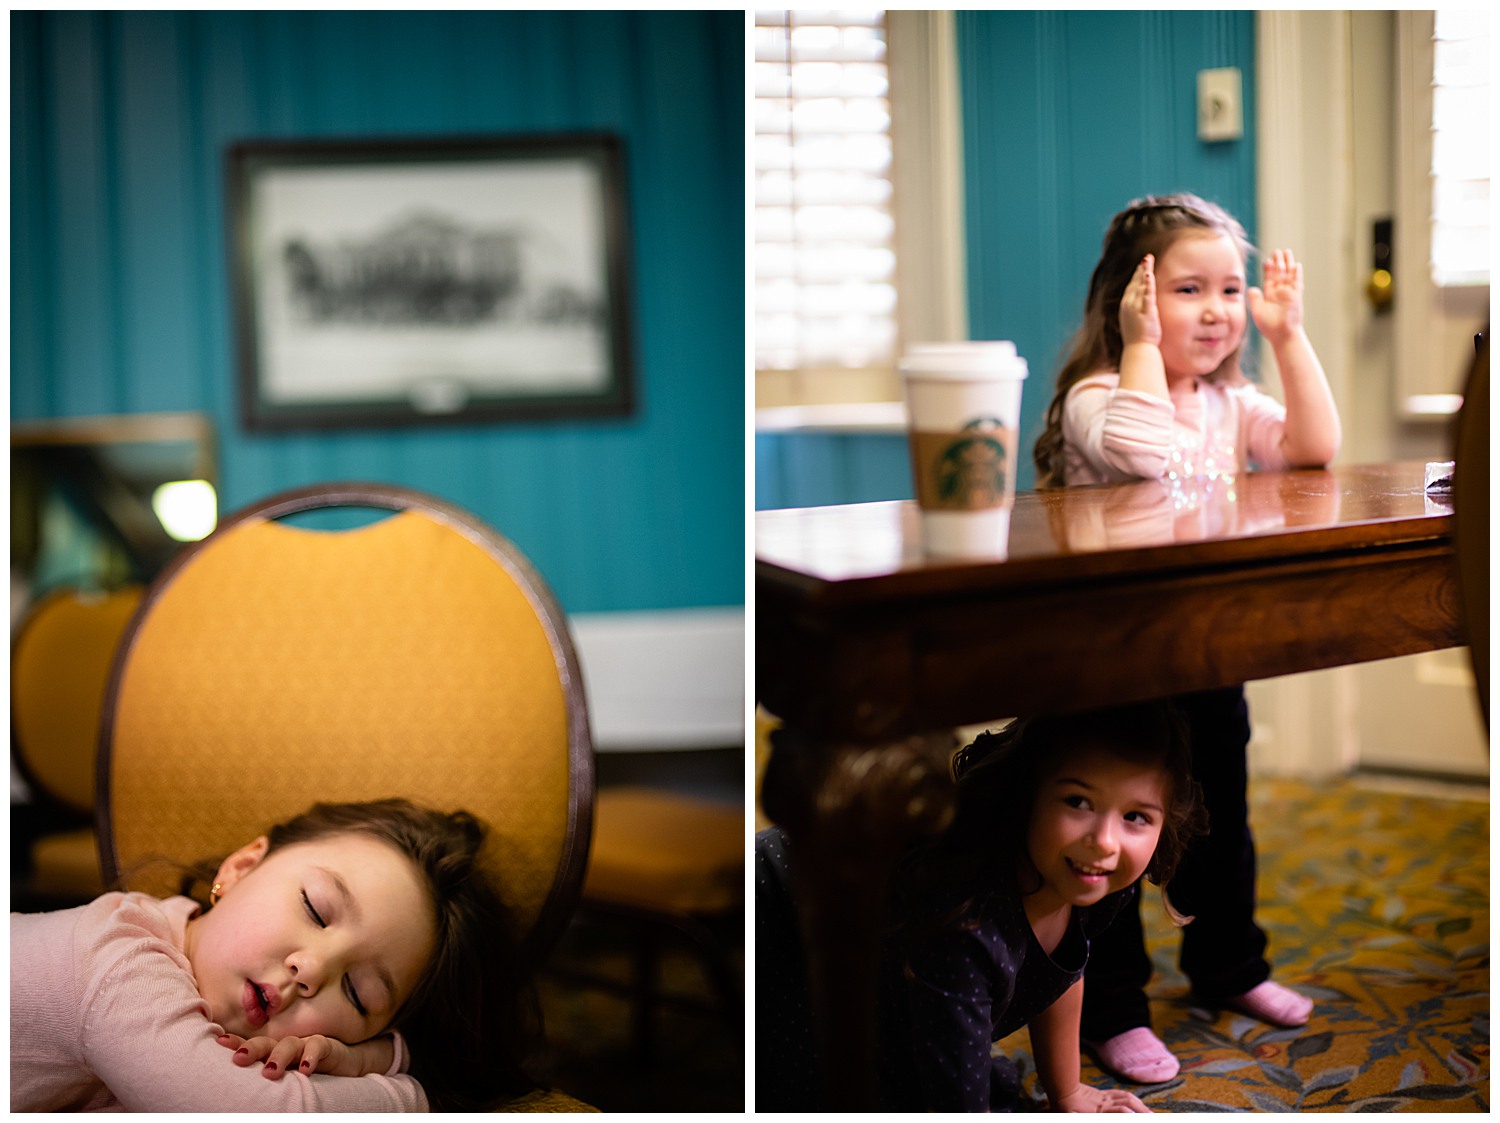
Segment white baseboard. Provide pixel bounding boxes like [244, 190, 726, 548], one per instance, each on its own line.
[569, 606, 745, 753]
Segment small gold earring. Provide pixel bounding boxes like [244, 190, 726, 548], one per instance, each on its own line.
[210, 882, 223, 906]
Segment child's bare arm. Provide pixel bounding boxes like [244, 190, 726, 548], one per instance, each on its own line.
[1117, 255, 1170, 402]
[1248, 249, 1341, 467]
[1027, 979, 1149, 1112]
[217, 1032, 395, 1080]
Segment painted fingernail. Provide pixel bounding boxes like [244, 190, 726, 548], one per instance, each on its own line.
[301, 1060, 312, 1072]
[235, 1048, 249, 1058]
[265, 1062, 278, 1074]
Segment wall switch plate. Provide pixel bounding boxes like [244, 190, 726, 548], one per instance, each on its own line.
[1197, 67, 1243, 142]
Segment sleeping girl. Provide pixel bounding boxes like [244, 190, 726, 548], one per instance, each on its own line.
[11, 798, 537, 1111]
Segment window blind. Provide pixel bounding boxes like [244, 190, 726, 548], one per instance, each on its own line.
[1429, 10, 1489, 287]
[754, 9, 898, 374]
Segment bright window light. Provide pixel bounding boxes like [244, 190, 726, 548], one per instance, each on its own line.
[755, 9, 899, 373]
[152, 480, 218, 542]
[1430, 10, 1490, 287]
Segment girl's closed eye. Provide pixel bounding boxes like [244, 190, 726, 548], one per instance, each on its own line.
[301, 890, 326, 928]
[343, 976, 368, 1017]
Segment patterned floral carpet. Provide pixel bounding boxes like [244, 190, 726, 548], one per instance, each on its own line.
[1003, 774, 1490, 1112]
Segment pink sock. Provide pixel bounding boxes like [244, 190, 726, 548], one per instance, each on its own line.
[1229, 980, 1313, 1026]
[1086, 1026, 1179, 1084]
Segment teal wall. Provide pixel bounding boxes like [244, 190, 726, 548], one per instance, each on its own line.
[754, 431, 911, 511]
[757, 10, 1258, 509]
[11, 10, 744, 614]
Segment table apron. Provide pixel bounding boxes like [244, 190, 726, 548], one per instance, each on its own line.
[757, 541, 1462, 741]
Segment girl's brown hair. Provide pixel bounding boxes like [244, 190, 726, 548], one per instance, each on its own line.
[186, 799, 540, 1111]
[1033, 193, 1256, 487]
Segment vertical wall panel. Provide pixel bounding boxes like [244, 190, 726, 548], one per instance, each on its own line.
[114, 12, 197, 415]
[11, 12, 51, 420]
[754, 432, 913, 511]
[958, 11, 1257, 490]
[12, 10, 744, 615]
[45, 12, 120, 418]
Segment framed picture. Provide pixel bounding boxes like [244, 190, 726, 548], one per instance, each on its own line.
[227, 133, 635, 430]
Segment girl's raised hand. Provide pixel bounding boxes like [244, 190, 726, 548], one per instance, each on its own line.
[1054, 1083, 1151, 1112]
[1119, 254, 1161, 348]
[1247, 248, 1305, 346]
[217, 1032, 392, 1079]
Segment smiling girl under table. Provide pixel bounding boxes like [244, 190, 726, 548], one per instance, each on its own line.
[756, 702, 1208, 1112]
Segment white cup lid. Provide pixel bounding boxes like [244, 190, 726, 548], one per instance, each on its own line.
[900, 341, 1028, 381]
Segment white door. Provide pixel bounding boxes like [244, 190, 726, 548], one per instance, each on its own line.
[1249, 11, 1488, 780]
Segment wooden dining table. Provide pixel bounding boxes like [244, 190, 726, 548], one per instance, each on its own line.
[754, 461, 1465, 1108]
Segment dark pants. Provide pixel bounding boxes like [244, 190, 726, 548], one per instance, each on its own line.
[1080, 686, 1270, 1040]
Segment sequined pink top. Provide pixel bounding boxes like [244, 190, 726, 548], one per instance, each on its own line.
[1060, 372, 1288, 486]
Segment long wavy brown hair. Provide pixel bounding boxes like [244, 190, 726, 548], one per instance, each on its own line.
[1033, 193, 1256, 487]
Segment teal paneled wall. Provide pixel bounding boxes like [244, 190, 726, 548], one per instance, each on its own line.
[958, 10, 1257, 490]
[11, 10, 743, 613]
[755, 431, 912, 511]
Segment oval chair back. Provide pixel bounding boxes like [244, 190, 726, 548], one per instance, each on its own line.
[97, 483, 594, 969]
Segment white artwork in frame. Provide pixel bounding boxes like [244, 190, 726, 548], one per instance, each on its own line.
[228, 134, 635, 430]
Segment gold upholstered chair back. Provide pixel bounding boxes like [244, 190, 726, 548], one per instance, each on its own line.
[12, 585, 144, 904]
[98, 483, 594, 967]
[14, 586, 143, 817]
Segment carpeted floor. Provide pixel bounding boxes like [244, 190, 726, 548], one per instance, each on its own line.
[1000, 774, 1490, 1112]
[537, 767, 1485, 1112]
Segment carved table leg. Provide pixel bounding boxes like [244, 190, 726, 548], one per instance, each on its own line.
[761, 725, 956, 1109]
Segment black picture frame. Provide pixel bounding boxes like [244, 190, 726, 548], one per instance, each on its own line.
[227, 133, 635, 431]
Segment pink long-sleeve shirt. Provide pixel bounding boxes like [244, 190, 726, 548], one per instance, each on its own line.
[10, 892, 428, 1112]
[1060, 372, 1288, 486]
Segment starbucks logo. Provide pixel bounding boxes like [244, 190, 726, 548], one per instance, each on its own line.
[936, 418, 1011, 507]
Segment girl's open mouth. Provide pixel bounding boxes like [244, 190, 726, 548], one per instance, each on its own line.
[1065, 858, 1113, 883]
[242, 980, 274, 1028]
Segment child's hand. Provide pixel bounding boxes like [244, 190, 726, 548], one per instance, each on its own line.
[216, 1032, 393, 1080]
[1247, 248, 1305, 346]
[1119, 255, 1161, 348]
[1053, 1083, 1151, 1112]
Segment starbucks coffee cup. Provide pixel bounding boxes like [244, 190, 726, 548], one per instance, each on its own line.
[899, 342, 1028, 557]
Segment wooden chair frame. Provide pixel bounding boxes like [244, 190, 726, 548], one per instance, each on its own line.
[1454, 330, 1488, 727]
